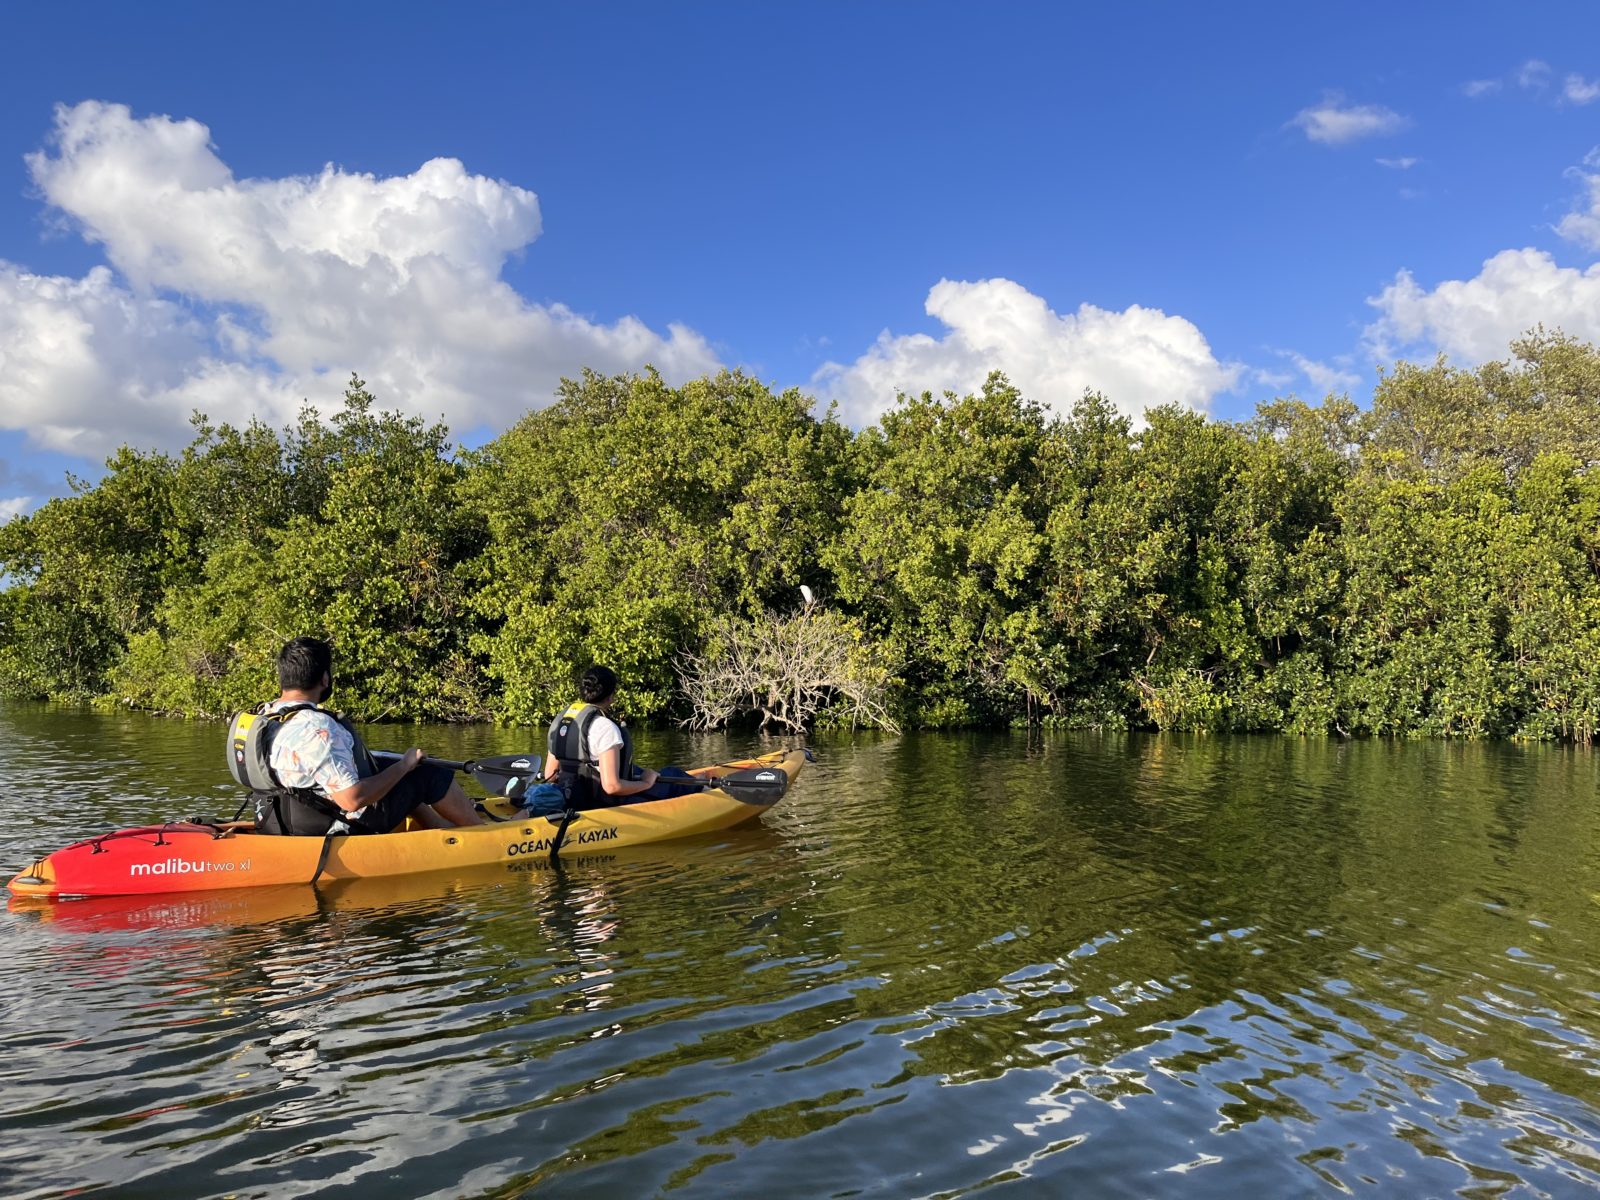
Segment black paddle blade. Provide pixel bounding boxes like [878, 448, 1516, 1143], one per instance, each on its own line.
[712, 765, 790, 805]
[465, 753, 543, 800]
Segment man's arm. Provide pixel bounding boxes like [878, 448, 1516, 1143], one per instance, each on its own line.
[325, 747, 424, 813]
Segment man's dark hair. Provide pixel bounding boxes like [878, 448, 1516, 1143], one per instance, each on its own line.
[278, 637, 333, 692]
[578, 665, 618, 704]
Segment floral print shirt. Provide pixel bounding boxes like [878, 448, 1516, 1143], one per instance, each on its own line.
[263, 701, 361, 797]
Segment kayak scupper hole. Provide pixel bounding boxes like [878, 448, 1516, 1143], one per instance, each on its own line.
[445, 836, 458, 845]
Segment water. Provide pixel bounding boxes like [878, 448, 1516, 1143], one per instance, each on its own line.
[3, 705, 1600, 1198]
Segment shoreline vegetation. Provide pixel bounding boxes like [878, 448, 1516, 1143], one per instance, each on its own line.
[1, 330, 1597, 743]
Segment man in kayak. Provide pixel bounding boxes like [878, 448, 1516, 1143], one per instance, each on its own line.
[543, 665, 703, 807]
[249, 637, 485, 835]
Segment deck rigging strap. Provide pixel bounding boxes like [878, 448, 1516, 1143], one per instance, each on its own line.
[309, 833, 336, 885]
[547, 808, 577, 863]
[544, 774, 585, 862]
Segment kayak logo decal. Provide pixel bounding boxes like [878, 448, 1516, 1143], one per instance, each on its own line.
[506, 827, 617, 856]
[130, 859, 247, 876]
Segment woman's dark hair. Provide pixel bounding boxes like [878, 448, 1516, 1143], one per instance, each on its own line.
[278, 637, 333, 692]
[578, 665, 618, 704]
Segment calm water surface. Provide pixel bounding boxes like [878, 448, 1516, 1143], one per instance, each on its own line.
[3, 704, 1600, 1197]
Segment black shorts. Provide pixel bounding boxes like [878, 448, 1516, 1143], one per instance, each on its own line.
[350, 762, 456, 833]
[257, 763, 455, 836]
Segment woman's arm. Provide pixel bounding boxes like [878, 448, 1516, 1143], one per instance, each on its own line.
[596, 746, 658, 797]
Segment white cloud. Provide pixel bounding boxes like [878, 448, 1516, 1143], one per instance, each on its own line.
[1467, 62, 1600, 104]
[1366, 249, 1600, 363]
[1556, 158, 1600, 250]
[0, 496, 29, 522]
[1517, 59, 1552, 90]
[811, 278, 1240, 428]
[0, 102, 720, 456]
[1376, 156, 1418, 170]
[1291, 95, 1409, 145]
[1366, 148, 1600, 362]
[0, 262, 217, 452]
[1280, 351, 1360, 394]
[1564, 74, 1600, 105]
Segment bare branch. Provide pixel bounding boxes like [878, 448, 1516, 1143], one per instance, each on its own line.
[677, 605, 899, 733]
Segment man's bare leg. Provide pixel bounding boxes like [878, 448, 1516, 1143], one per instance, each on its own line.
[412, 803, 451, 830]
[431, 780, 485, 826]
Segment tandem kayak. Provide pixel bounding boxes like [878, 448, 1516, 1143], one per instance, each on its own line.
[7, 749, 804, 900]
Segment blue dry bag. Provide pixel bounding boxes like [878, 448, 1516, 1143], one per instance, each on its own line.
[521, 782, 567, 817]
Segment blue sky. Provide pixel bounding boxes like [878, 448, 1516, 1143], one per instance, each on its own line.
[2, 1, 1599, 514]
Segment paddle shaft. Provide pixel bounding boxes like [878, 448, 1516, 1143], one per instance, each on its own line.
[375, 750, 747, 779]
[371, 749, 469, 772]
[375, 750, 791, 797]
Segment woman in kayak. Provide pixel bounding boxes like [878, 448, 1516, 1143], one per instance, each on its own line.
[543, 665, 702, 807]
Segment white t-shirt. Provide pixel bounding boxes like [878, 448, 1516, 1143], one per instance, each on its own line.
[587, 713, 625, 759]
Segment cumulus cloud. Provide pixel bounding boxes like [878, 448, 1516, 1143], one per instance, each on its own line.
[1366, 249, 1600, 363]
[1365, 147, 1600, 362]
[1291, 95, 1409, 145]
[0, 497, 28, 522]
[0, 262, 216, 451]
[811, 278, 1240, 428]
[0, 102, 720, 456]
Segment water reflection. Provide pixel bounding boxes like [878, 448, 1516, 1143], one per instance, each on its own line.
[3, 707, 1600, 1197]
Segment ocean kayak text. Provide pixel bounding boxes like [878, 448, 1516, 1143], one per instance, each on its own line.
[506, 827, 619, 856]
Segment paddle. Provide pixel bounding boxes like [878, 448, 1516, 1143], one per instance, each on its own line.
[371, 750, 541, 798]
[374, 750, 795, 806]
[463, 753, 544, 798]
[705, 764, 790, 805]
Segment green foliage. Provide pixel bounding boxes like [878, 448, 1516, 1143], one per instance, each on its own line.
[0, 446, 180, 698]
[2, 335, 1599, 741]
[462, 369, 850, 724]
[827, 374, 1051, 726]
[58, 377, 485, 720]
